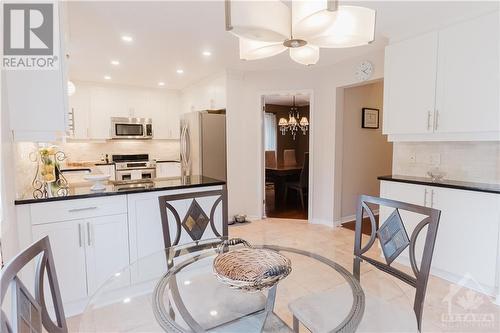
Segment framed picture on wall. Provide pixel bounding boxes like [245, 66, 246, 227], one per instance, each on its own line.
[362, 108, 379, 129]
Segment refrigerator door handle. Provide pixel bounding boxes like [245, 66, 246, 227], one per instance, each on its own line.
[180, 125, 186, 164]
[184, 125, 191, 168]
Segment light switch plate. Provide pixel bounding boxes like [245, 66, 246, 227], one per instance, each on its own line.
[430, 153, 441, 166]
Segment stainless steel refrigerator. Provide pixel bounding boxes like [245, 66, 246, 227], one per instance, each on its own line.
[180, 111, 227, 181]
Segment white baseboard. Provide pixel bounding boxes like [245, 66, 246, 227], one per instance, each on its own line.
[336, 210, 380, 226]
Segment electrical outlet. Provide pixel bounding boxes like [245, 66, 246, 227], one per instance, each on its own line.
[430, 153, 441, 166]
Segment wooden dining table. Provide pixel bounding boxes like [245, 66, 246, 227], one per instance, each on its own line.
[265, 165, 303, 206]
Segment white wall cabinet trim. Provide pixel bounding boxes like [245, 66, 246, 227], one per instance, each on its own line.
[383, 11, 499, 142]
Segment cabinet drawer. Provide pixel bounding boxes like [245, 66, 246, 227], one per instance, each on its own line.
[30, 195, 127, 225]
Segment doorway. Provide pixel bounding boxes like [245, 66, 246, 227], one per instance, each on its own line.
[336, 80, 392, 232]
[262, 93, 311, 220]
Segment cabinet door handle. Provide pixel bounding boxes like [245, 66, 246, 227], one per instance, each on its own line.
[68, 206, 97, 212]
[431, 189, 435, 208]
[87, 222, 92, 246]
[434, 110, 439, 131]
[424, 189, 428, 206]
[427, 111, 432, 131]
[78, 223, 83, 247]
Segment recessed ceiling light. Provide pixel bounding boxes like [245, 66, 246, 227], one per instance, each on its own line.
[121, 35, 133, 43]
[209, 310, 218, 316]
[158, 81, 165, 86]
[104, 75, 111, 80]
[176, 69, 184, 74]
[123, 297, 131, 304]
[202, 51, 212, 56]
[111, 60, 120, 66]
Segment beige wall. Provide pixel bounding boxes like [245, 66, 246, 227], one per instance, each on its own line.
[341, 81, 393, 219]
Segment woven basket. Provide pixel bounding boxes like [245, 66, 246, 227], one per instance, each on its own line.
[213, 238, 292, 292]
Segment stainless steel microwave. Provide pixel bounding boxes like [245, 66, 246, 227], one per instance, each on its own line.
[111, 117, 153, 139]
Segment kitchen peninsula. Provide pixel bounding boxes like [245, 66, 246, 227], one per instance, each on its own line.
[14, 176, 227, 316]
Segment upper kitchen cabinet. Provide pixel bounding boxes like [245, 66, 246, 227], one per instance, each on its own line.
[435, 12, 499, 135]
[383, 32, 438, 136]
[383, 11, 500, 142]
[68, 82, 180, 140]
[3, 2, 68, 142]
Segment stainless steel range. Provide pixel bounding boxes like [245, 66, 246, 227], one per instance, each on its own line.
[112, 154, 156, 181]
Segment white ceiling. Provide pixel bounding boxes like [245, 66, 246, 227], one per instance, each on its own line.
[265, 94, 310, 106]
[66, 1, 499, 90]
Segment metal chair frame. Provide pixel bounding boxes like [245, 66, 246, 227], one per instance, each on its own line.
[353, 195, 441, 332]
[0, 236, 67, 333]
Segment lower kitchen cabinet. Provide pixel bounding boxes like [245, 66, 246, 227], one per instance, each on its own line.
[31, 214, 130, 312]
[32, 219, 88, 305]
[380, 180, 500, 295]
[84, 214, 130, 295]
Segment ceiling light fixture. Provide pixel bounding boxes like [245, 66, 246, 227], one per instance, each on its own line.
[104, 75, 111, 80]
[111, 60, 120, 66]
[158, 81, 165, 86]
[176, 69, 184, 74]
[278, 96, 309, 140]
[225, 0, 375, 65]
[202, 50, 212, 56]
[121, 35, 133, 43]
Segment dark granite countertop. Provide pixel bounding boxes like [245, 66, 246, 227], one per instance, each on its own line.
[15, 175, 225, 205]
[378, 175, 500, 194]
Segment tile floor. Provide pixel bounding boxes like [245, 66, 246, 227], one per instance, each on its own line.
[69, 218, 500, 332]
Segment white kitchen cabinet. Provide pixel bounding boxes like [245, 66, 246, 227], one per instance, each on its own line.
[20, 196, 129, 315]
[3, 2, 68, 142]
[383, 11, 500, 141]
[69, 83, 180, 140]
[380, 180, 500, 295]
[32, 220, 88, 306]
[383, 32, 438, 135]
[84, 214, 130, 295]
[435, 12, 499, 134]
[68, 84, 90, 139]
[156, 162, 181, 178]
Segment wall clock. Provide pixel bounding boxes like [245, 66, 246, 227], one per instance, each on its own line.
[355, 60, 374, 81]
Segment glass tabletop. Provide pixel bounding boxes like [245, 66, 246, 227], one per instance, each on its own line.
[79, 239, 417, 332]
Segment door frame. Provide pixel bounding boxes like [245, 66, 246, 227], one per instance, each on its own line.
[333, 78, 386, 225]
[260, 89, 314, 222]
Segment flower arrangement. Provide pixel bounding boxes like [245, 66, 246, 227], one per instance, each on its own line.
[30, 146, 69, 199]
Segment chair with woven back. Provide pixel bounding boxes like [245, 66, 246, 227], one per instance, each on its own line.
[0, 236, 67, 333]
[288, 195, 441, 332]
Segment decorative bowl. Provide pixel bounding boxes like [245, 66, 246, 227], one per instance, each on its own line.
[213, 238, 291, 292]
[84, 174, 110, 191]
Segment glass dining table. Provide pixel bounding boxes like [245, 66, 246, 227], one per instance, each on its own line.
[79, 238, 417, 332]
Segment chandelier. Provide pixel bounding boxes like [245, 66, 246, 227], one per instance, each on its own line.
[224, 0, 376, 65]
[278, 96, 309, 140]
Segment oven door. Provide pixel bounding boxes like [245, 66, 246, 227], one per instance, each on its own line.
[115, 168, 156, 181]
[112, 123, 145, 139]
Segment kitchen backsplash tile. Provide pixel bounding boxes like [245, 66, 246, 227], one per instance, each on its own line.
[14, 140, 180, 197]
[393, 142, 500, 184]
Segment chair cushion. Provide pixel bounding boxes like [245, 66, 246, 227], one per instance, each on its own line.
[288, 283, 418, 333]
